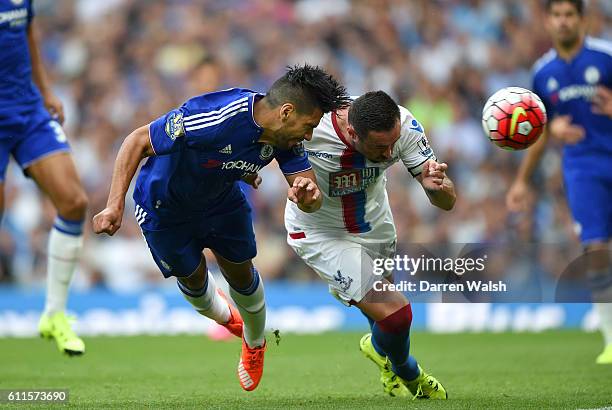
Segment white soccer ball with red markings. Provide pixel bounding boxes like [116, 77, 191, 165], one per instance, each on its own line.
[482, 87, 547, 150]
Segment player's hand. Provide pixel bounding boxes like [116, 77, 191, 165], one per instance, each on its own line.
[93, 207, 123, 236]
[548, 115, 585, 144]
[421, 159, 448, 191]
[592, 86, 612, 118]
[42, 92, 65, 125]
[241, 173, 262, 189]
[288, 177, 320, 209]
[506, 180, 532, 212]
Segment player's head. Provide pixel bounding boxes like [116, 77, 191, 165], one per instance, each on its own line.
[347, 91, 401, 163]
[545, 0, 584, 48]
[264, 64, 351, 149]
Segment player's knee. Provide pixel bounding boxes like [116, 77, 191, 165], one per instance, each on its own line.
[58, 191, 88, 220]
[376, 304, 412, 334]
[179, 260, 207, 289]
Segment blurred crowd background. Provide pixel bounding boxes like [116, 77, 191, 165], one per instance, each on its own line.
[0, 0, 610, 292]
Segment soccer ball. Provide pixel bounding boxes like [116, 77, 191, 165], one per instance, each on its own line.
[481, 87, 547, 150]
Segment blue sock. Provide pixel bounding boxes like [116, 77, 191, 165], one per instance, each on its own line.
[361, 311, 386, 357]
[371, 307, 420, 381]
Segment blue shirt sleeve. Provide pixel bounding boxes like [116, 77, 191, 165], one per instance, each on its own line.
[28, 0, 35, 25]
[274, 142, 312, 175]
[532, 74, 555, 119]
[148, 108, 217, 155]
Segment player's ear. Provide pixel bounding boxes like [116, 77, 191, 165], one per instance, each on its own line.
[279, 103, 295, 121]
[346, 124, 359, 141]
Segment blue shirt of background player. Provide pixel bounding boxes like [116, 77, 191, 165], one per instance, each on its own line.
[0, 0, 39, 115]
[532, 37, 612, 173]
[133, 88, 311, 227]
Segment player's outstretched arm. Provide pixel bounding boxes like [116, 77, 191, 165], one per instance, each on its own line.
[93, 125, 155, 235]
[417, 159, 455, 211]
[286, 169, 322, 213]
[593, 86, 612, 118]
[27, 21, 64, 124]
[505, 131, 548, 212]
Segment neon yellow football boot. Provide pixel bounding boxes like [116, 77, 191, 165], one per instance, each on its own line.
[38, 312, 85, 356]
[596, 343, 612, 364]
[359, 333, 410, 397]
[403, 365, 448, 400]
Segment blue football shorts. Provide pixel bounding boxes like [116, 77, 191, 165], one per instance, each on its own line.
[0, 104, 71, 181]
[136, 199, 257, 278]
[564, 169, 612, 244]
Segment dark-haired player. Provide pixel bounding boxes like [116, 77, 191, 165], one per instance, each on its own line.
[0, 1, 88, 355]
[284, 91, 455, 398]
[507, 0, 612, 364]
[93, 65, 351, 390]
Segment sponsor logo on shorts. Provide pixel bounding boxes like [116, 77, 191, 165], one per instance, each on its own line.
[333, 270, 353, 292]
[160, 260, 172, 271]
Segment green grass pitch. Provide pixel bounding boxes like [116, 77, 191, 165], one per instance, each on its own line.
[0, 331, 611, 409]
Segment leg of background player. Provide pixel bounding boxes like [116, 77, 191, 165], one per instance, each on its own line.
[28, 153, 87, 355]
[586, 242, 612, 364]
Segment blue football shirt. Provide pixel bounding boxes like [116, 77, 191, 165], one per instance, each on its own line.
[532, 37, 612, 172]
[133, 88, 311, 224]
[0, 0, 40, 114]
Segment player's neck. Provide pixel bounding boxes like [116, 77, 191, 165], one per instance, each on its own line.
[333, 107, 350, 135]
[253, 97, 277, 143]
[555, 34, 584, 61]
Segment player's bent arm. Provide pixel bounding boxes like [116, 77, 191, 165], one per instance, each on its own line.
[28, 21, 65, 123]
[27, 21, 52, 100]
[92, 125, 154, 235]
[418, 174, 456, 211]
[285, 169, 322, 213]
[515, 130, 548, 183]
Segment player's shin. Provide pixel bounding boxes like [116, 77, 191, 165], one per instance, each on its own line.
[44, 217, 84, 315]
[586, 250, 612, 364]
[229, 268, 266, 348]
[371, 304, 420, 381]
[362, 312, 386, 356]
[177, 271, 231, 324]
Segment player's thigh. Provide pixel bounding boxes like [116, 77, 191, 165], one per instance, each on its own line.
[204, 201, 257, 287]
[13, 110, 87, 219]
[289, 234, 403, 309]
[212, 250, 254, 290]
[355, 278, 408, 321]
[140, 221, 205, 279]
[564, 173, 612, 244]
[0, 115, 19, 198]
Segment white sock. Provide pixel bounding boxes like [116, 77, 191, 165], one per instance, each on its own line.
[595, 303, 612, 346]
[178, 271, 230, 324]
[44, 223, 83, 315]
[230, 270, 266, 348]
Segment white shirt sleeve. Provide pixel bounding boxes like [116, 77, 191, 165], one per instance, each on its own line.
[396, 107, 437, 177]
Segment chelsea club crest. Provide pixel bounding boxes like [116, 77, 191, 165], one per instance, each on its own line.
[259, 144, 274, 160]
